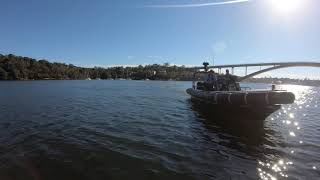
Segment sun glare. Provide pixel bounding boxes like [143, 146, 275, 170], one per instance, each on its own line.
[271, 0, 303, 14]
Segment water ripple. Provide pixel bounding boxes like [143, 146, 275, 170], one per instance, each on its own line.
[0, 81, 319, 179]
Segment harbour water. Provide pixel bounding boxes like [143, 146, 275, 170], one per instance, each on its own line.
[0, 80, 319, 179]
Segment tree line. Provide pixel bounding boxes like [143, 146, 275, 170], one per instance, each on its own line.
[2, 54, 318, 86]
[0, 54, 195, 80]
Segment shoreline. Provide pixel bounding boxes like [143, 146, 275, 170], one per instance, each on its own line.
[0, 79, 318, 87]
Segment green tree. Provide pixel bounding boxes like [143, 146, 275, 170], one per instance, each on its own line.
[0, 67, 8, 80]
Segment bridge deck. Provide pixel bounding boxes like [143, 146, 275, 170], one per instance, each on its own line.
[194, 61, 320, 69]
[192, 61, 320, 81]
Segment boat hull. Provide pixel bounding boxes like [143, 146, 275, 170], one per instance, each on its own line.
[190, 97, 280, 119]
[186, 88, 295, 119]
[186, 88, 295, 106]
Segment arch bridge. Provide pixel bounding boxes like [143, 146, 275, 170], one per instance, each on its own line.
[196, 62, 320, 82]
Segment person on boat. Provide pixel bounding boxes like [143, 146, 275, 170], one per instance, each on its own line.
[225, 69, 231, 82]
[204, 70, 217, 91]
[217, 69, 231, 91]
[224, 69, 239, 91]
[219, 74, 228, 91]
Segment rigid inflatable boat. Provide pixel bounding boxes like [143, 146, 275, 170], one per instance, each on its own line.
[187, 62, 295, 118]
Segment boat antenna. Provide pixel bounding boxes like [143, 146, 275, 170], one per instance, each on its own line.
[212, 54, 215, 72]
[203, 62, 209, 72]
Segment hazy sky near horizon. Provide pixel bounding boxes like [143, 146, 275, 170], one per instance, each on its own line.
[0, 0, 319, 78]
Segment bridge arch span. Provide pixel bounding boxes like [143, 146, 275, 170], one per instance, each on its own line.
[239, 63, 320, 81]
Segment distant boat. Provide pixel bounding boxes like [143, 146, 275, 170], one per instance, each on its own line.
[275, 80, 282, 84]
[85, 77, 92, 80]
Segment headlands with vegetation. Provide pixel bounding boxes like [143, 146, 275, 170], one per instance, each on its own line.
[0, 54, 194, 81]
[1, 54, 319, 86]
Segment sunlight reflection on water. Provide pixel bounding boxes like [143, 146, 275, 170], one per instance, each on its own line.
[257, 84, 319, 180]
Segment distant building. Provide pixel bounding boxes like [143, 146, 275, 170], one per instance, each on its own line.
[156, 69, 167, 76]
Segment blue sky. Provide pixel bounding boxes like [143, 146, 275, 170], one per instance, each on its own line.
[0, 0, 319, 78]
